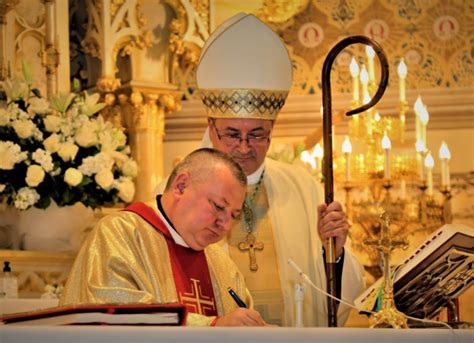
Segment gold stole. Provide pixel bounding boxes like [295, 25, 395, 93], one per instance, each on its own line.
[227, 183, 284, 325]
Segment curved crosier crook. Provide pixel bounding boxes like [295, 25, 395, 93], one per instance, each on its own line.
[321, 35, 389, 327]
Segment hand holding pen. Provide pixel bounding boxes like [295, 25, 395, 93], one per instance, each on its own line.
[211, 287, 266, 326]
[227, 287, 247, 308]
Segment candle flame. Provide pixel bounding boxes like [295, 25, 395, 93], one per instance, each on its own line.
[350, 57, 359, 77]
[363, 93, 371, 105]
[439, 141, 451, 160]
[366, 45, 375, 58]
[419, 105, 429, 124]
[360, 66, 369, 85]
[312, 143, 323, 159]
[374, 111, 381, 122]
[415, 139, 426, 153]
[300, 150, 316, 169]
[382, 132, 391, 149]
[424, 152, 434, 168]
[414, 96, 424, 115]
[397, 58, 407, 78]
[320, 105, 323, 118]
[342, 136, 352, 153]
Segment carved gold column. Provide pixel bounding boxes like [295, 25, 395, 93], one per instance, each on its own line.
[104, 88, 181, 202]
[0, 1, 18, 80]
[41, 0, 60, 96]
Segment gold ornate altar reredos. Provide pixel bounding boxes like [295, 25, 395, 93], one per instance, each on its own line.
[256, 0, 473, 95]
[167, 0, 473, 98]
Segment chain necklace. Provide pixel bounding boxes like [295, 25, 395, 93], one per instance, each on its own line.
[238, 170, 265, 271]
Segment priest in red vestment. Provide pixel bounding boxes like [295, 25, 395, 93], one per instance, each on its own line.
[60, 148, 266, 326]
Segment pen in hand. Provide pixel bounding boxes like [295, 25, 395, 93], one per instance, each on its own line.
[227, 287, 247, 308]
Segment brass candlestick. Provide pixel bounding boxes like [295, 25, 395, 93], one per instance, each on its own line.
[365, 212, 409, 329]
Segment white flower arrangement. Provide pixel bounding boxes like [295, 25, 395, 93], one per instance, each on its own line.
[0, 73, 137, 210]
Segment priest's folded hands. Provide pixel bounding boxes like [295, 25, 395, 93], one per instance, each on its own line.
[317, 201, 350, 259]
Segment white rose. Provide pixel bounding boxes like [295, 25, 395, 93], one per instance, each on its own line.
[64, 168, 83, 187]
[58, 142, 79, 162]
[121, 158, 138, 178]
[44, 115, 62, 133]
[28, 97, 50, 115]
[116, 178, 135, 203]
[13, 120, 35, 139]
[75, 120, 99, 147]
[25, 165, 45, 187]
[95, 169, 114, 190]
[0, 184, 5, 192]
[43, 134, 60, 153]
[0, 141, 27, 170]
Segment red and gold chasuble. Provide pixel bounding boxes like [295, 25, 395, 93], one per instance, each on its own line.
[125, 203, 217, 316]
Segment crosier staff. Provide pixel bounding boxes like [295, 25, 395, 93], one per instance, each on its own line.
[321, 35, 389, 327]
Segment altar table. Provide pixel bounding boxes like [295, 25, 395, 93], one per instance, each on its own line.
[1, 326, 472, 343]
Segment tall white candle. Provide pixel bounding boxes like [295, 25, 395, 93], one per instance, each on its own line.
[416, 139, 426, 181]
[424, 152, 434, 196]
[382, 132, 391, 180]
[419, 105, 429, 146]
[397, 59, 407, 103]
[350, 57, 360, 104]
[439, 141, 451, 189]
[360, 66, 369, 101]
[413, 96, 424, 143]
[366, 46, 375, 84]
[312, 143, 323, 181]
[342, 136, 352, 182]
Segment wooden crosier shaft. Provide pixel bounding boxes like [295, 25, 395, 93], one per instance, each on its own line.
[321, 35, 389, 327]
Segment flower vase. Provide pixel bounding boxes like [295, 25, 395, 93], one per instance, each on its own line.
[16, 201, 96, 252]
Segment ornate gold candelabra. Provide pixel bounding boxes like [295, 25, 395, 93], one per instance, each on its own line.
[302, 53, 454, 278]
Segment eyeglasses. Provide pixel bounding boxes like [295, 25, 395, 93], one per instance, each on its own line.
[212, 122, 271, 147]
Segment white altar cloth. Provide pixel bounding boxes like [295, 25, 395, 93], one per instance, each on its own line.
[1, 326, 472, 343]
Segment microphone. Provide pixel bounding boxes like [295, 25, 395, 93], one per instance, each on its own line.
[287, 258, 362, 311]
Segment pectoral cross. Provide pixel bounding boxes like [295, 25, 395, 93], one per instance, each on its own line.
[238, 233, 264, 272]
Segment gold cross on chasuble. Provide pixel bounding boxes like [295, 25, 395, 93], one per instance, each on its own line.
[238, 233, 264, 271]
[179, 278, 216, 315]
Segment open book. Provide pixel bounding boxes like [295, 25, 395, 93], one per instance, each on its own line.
[0, 302, 187, 326]
[355, 224, 474, 319]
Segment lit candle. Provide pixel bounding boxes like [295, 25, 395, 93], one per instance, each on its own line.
[360, 66, 369, 101]
[424, 152, 434, 196]
[439, 141, 451, 189]
[397, 58, 407, 103]
[413, 96, 424, 143]
[300, 150, 316, 170]
[382, 132, 391, 180]
[342, 136, 352, 181]
[366, 46, 375, 84]
[419, 104, 429, 146]
[350, 57, 360, 104]
[363, 93, 372, 137]
[416, 139, 426, 181]
[312, 143, 323, 174]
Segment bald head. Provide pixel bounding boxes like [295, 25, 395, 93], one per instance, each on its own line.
[165, 148, 246, 191]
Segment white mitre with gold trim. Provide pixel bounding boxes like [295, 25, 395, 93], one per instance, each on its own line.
[196, 13, 292, 120]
